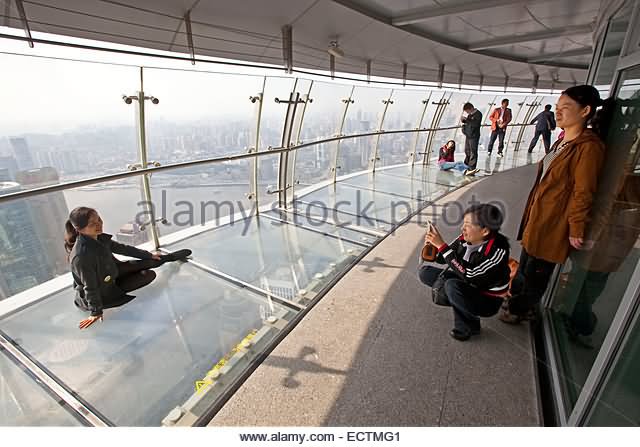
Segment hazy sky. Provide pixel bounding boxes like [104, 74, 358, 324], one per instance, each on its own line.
[0, 26, 539, 137]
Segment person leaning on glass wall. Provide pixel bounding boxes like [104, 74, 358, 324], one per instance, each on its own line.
[500, 85, 615, 324]
[64, 206, 192, 330]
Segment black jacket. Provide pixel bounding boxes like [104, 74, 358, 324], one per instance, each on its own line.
[530, 110, 556, 132]
[461, 109, 483, 139]
[70, 233, 153, 316]
[435, 233, 511, 296]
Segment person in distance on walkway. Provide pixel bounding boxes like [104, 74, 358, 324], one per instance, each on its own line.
[461, 102, 483, 176]
[64, 206, 192, 330]
[418, 204, 511, 341]
[528, 104, 557, 153]
[487, 98, 513, 157]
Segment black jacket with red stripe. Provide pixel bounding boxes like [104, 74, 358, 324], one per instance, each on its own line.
[435, 233, 511, 296]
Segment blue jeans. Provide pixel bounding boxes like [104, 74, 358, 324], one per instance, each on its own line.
[439, 161, 468, 171]
[418, 265, 504, 334]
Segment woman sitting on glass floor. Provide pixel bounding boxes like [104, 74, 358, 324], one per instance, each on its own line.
[438, 140, 468, 172]
[64, 206, 191, 330]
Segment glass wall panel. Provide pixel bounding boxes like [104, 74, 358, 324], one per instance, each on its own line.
[0, 53, 139, 185]
[0, 177, 152, 300]
[505, 96, 533, 153]
[0, 351, 81, 426]
[343, 86, 391, 134]
[547, 65, 640, 412]
[300, 81, 352, 142]
[592, 1, 634, 94]
[259, 77, 296, 151]
[585, 310, 640, 426]
[295, 81, 352, 187]
[382, 89, 428, 132]
[143, 68, 264, 163]
[147, 162, 253, 239]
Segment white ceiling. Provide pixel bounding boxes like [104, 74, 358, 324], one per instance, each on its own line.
[0, 0, 606, 89]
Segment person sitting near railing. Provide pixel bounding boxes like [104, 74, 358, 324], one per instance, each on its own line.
[418, 204, 511, 341]
[64, 206, 192, 330]
[437, 139, 468, 172]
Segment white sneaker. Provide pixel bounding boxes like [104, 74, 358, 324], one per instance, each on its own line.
[497, 152, 504, 158]
[464, 168, 479, 176]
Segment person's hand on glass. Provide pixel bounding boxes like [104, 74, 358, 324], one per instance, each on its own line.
[570, 237, 594, 250]
[425, 224, 445, 249]
[79, 314, 103, 330]
[151, 252, 162, 261]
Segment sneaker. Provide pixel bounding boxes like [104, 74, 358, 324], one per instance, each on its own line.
[497, 152, 504, 158]
[449, 327, 480, 341]
[464, 168, 479, 176]
[487, 151, 492, 156]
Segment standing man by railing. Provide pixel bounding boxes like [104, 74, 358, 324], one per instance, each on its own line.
[461, 102, 483, 176]
[528, 104, 557, 153]
[487, 98, 512, 157]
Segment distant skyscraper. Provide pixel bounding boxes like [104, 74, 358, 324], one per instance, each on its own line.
[15, 168, 70, 277]
[0, 156, 19, 181]
[9, 137, 35, 171]
[0, 182, 52, 300]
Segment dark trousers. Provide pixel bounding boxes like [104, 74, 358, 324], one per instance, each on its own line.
[528, 130, 551, 153]
[487, 127, 506, 153]
[103, 259, 162, 309]
[464, 137, 479, 169]
[418, 265, 503, 334]
[508, 248, 556, 316]
[567, 267, 610, 336]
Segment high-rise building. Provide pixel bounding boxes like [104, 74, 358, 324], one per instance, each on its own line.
[15, 168, 70, 277]
[0, 182, 52, 300]
[0, 156, 19, 181]
[9, 137, 35, 171]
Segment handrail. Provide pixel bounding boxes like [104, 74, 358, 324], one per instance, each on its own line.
[0, 123, 535, 205]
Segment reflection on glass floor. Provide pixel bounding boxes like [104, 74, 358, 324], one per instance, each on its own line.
[0, 350, 82, 426]
[0, 159, 542, 426]
[167, 215, 366, 305]
[0, 262, 294, 426]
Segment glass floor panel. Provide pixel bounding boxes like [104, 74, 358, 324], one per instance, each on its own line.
[263, 208, 379, 246]
[291, 200, 394, 232]
[298, 183, 427, 226]
[341, 172, 451, 201]
[381, 165, 475, 187]
[167, 216, 365, 304]
[0, 350, 82, 426]
[0, 263, 292, 426]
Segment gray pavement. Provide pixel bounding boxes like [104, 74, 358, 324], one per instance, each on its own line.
[210, 163, 542, 426]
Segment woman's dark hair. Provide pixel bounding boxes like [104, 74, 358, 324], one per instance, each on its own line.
[64, 206, 97, 256]
[561, 85, 616, 141]
[445, 139, 456, 149]
[464, 204, 504, 236]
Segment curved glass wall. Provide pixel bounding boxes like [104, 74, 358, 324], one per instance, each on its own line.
[0, 50, 556, 426]
[545, 65, 640, 418]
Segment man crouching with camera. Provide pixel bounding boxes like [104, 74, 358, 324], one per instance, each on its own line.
[418, 204, 511, 341]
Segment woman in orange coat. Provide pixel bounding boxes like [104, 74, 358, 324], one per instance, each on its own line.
[501, 85, 613, 323]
